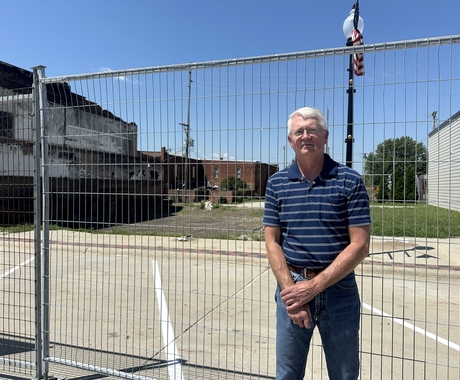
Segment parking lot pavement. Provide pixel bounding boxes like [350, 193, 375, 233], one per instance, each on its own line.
[1, 229, 459, 379]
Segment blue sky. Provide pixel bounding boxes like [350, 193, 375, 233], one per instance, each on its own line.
[2, 1, 459, 76]
[2, 1, 460, 170]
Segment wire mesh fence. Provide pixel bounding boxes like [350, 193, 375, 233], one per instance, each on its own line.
[1, 35, 459, 379]
[0, 83, 38, 376]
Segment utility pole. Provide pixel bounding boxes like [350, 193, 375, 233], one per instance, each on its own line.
[180, 70, 192, 189]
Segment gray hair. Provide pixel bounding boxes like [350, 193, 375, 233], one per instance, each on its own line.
[287, 107, 328, 135]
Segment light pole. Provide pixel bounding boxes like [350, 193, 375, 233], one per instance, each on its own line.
[343, 5, 364, 168]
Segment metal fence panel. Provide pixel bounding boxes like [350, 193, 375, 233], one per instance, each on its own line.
[1, 35, 459, 379]
[0, 87, 37, 376]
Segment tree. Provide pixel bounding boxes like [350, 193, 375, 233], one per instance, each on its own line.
[404, 165, 418, 201]
[376, 177, 389, 202]
[364, 136, 427, 188]
[390, 165, 405, 200]
[220, 176, 247, 191]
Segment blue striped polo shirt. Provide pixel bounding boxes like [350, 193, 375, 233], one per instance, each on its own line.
[263, 154, 371, 269]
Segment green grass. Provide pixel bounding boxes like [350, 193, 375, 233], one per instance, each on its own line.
[370, 202, 460, 238]
[0, 224, 94, 234]
[0, 224, 34, 233]
[2, 202, 458, 239]
[101, 227, 183, 238]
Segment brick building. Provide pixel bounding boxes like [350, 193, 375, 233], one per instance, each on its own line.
[143, 148, 278, 198]
[201, 158, 278, 197]
[141, 147, 207, 190]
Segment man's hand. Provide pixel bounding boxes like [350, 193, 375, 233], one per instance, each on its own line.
[280, 280, 319, 312]
[287, 303, 312, 328]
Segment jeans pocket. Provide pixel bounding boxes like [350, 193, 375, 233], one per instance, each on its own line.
[334, 273, 358, 291]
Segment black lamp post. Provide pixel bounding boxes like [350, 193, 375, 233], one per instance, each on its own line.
[343, 6, 364, 168]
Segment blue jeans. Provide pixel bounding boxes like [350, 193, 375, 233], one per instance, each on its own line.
[275, 272, 360, 380]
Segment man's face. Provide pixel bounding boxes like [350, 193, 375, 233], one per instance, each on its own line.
[288, 116, 328, 158]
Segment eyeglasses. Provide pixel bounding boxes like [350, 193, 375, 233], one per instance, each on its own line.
[290, 127, 322, 137]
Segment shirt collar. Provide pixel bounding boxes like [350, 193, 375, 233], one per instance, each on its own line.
[287, 154, 338, 181]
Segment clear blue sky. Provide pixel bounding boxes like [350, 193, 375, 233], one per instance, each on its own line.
[2, 0, 459, 77]
[2, 1, 459, 170]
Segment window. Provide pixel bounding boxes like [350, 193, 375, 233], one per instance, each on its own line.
[213, 166, 219, 179]
[236, 166, 241, 179]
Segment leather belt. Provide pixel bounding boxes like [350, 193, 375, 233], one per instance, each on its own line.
[287, 264, 324, 279]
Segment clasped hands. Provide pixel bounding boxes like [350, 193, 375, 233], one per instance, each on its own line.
[281, 280, 316, 329]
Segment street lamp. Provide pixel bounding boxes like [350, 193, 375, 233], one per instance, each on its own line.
[343, 5, 364, 168]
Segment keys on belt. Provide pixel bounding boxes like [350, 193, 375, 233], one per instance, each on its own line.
[287, 264, 324, 279]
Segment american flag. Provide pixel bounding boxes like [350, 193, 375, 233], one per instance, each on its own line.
[352, 0, 364, 76]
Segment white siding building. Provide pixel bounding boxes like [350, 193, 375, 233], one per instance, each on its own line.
[428, 110, 460, 211]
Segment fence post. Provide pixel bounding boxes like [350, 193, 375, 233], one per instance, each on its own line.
[32, 65, 49, 380]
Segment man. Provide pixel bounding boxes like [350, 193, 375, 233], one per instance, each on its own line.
[263, 107, 371, 380]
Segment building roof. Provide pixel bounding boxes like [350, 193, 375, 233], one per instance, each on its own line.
[428, 109, 460, 138]
[0, 60, 33, 92]
[0, 60, 125, 123]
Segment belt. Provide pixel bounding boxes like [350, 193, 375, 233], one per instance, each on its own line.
[287, 264, 324, 279]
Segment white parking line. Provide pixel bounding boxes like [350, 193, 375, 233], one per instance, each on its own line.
[0, 255, 35, 280]
[362, 302, 459, 351]
[152, 260, 185, 380]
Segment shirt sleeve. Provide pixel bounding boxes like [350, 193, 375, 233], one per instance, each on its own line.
[347, 175, 371, 227]
[263, 177, 281, 227]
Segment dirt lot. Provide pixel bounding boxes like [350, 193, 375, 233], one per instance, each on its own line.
[106, 201, 265, 240]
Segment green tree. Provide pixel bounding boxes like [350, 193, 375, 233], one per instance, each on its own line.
[376, 177, 389, 202]
[220, 176, 247, 191]
[404, 165, 418, 201]
[391, 165, 405, 200]
[364, 136, 427, 188]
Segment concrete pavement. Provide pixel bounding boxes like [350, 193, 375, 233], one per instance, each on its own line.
[1, 226, 459, 379]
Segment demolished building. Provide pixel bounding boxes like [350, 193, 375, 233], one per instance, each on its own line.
[0, 61, 167, 226]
